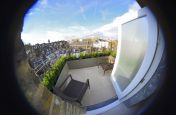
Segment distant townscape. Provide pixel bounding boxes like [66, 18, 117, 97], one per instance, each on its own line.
[25, 37, 117, 79]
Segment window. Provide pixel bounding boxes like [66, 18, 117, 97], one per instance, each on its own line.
[115, 17, 148, 91]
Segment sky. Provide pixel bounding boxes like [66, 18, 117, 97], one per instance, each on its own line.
[21, 0, 140, 45]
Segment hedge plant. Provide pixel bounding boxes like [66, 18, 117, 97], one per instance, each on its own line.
[110, 51, 116, 58]
[42, 50, 117, 90]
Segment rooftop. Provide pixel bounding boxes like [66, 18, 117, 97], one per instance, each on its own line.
[68, 66, 117, 106]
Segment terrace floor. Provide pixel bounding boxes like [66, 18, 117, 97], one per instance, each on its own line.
[68, 66, 117, 106]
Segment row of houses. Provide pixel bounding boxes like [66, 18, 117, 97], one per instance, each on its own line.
[25, 38, 117, 78]
[25, 40, 70, 68]
[25, 38, 117, 65]
[69, 38, 118, 52]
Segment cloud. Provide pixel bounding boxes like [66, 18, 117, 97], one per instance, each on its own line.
[21, 31, 64, 45]
[21, 25, 91, 44]
[46, 31, 66, 42]
[68, 26, 90, 34]
[80, 6, 85, 13]
[21, 32, 48, 45]
[78, 6, 87, 21]
[100, 9, 109, 21]
[28, 12, 33, 16]
[53, 26, 91, 37]
[94, 2, 140, 39]
[128, 1, 141, 12]
[21, 1, 141, 44]
[40, 0, 48, 5]
[75, 0, 99, 20]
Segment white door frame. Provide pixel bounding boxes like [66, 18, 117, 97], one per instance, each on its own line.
[111, 7, 158, 99]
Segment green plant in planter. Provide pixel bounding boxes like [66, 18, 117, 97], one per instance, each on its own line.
[84, 53, 91, 58]
[66, 55, 77, 61]
[79, 52, 85, 59]
[103, 51, 111, 56]
[110, 51, 116, 57]
[42, 56, 66, 90]
[91, 52, 98, 58]
[42, 50, 117, 90]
